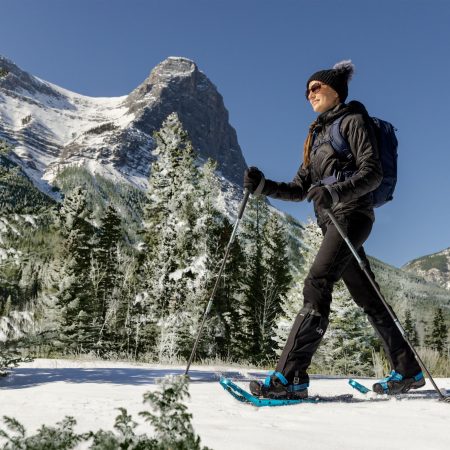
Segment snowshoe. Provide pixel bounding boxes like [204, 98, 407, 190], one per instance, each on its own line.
[249, 371, 309, 400]
[372, 370, 425, 395]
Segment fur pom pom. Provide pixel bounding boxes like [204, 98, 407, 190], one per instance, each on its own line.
[333, 60, 355, 80]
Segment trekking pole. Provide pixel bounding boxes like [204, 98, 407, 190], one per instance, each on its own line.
[326, 209, 450, 402]
[185, 188, 251, 376]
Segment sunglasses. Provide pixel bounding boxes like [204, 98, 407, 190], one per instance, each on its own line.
[305, 82, 323, 99]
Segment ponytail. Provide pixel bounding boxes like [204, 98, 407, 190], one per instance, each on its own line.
[303, 119, 319, 168]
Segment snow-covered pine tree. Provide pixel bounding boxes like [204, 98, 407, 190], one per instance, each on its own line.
[209, 216, 247, 361]
[239, 195, 270, 362]
[53, 187, 98, 352]
[142, 112, 197, 261]
[257, 211, 292, 360]
[318, 284, 377, 376]
[186, 159, 246, 361]
[0, 139, 10, 156]
[140, 113, 210, 360]
[426, 307, 448, 355]
[91, 204, 123, 349]
[106, 246, 143, 355]
[404, 309, 419, 347]
[140, 114, 183, 358]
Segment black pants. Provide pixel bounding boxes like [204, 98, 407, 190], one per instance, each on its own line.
[275, 212, 421, 384]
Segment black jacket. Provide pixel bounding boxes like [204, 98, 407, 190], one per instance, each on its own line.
[262, 101, 383, 226]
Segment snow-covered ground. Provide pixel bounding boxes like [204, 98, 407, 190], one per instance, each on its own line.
[1, 359, 449, 450]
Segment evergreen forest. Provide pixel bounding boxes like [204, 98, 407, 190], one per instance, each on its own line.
[1, 113, 449, 377]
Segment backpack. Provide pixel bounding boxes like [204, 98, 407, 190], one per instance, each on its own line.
[326, 115, 398, 208]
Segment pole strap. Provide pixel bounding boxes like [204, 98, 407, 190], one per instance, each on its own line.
[253, 176, 266, 196]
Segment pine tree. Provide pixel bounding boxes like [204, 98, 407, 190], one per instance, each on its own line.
[140, 113, 206, 360]
[91, 204, 123, 348]
[426, 307, 448, 354]
[258, 211, 292, 360]
[189, 161, 246, 360]
[237, 196, 291, 363]
[404, 309, 419, 347]
[54, 187, 97, 352]
[239, 195, 270, 362]
[0, 139, 11, 156]
[109, 247, 143, 355]
[94, 206, 122, 317]
[142, 112, 196, 260]
[318, 284, 377, 376]
[209, 216, 246, 361]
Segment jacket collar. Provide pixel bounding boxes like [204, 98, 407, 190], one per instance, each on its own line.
[316, 101, 369, 128]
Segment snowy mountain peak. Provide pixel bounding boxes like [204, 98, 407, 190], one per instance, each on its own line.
[150, 56, 197, 79]
[0, 55, 247, 197]
[125, 56, 213, 110]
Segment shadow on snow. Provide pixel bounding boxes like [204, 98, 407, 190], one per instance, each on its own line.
[0, 367, 266, 390]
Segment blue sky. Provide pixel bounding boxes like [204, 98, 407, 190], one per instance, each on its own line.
[1, 0, 449, 267]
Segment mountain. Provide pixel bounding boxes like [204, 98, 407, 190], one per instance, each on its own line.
[370, 255, 450, 330]
[402, 248, 450, 291]
[1, 53, 449, 346]
[0, 55, 247, 199]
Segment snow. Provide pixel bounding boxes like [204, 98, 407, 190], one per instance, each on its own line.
[0, 73, 135, 195]
[22, 214, 37, 227]
[0, 359, 449, 449]
[0, 247, 22, 263]
[0, 85, 130, 146]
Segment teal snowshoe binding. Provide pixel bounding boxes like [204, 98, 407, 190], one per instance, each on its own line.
[249, 371, 309, 400]
[372, 370, 425, 395]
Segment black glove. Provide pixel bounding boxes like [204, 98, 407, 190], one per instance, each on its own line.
[306, 186, 333, 209]
[244, 166, 265, 194]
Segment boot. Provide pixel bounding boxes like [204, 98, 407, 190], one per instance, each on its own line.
[249, 371, 308, 400]
[372, 370, 425, 395]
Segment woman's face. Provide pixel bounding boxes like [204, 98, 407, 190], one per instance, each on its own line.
[307, 81, 340, 113]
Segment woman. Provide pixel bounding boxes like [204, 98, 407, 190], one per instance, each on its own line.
[244, 61, 424, 399]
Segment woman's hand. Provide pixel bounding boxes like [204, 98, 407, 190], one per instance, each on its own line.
[306, 186, 333, 209]
[244, 166, 265, 194]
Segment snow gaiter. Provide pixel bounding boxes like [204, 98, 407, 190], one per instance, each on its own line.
[275, 306, 329, 384]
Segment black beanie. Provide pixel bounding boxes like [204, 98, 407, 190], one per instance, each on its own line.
[306, 60, 355, 102]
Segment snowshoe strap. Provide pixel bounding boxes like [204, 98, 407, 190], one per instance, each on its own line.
[413, 372, 424, 382]
[288, 383, 309, 392]
[379, 370, 403, 392]
[264, 371, 288, 387]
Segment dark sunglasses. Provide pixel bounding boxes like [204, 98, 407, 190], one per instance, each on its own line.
[305, 82, 323, 99]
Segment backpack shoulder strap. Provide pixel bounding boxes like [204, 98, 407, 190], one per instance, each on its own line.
[329, 115, 353, 162]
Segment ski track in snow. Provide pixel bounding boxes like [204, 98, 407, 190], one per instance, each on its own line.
[0, 359, 449, 450]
